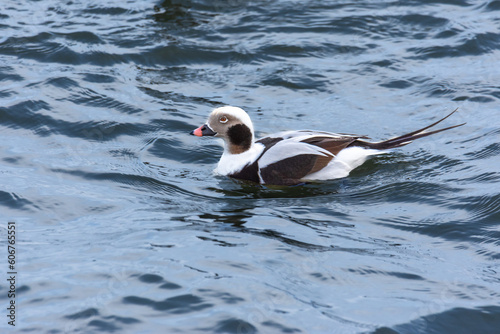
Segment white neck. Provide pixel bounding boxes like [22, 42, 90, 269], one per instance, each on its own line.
[214, 142, 264, 176]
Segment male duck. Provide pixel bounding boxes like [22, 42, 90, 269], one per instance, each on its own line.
[190, 106, 464, 186]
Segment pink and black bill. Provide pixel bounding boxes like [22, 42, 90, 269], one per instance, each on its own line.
[190, 124, 216, 137]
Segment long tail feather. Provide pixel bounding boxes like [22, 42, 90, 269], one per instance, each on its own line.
[352, 109, 465, 150]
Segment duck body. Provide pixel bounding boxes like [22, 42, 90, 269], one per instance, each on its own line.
[190, 106, 464, 186]
[215, 130, 379, 185]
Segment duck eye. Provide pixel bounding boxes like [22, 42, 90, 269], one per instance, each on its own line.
[219, 116, 228, 123]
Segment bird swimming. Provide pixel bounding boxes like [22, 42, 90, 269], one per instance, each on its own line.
[190, 106, 464, 186]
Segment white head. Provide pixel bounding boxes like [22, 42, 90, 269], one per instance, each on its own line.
[191, 106, 255, 154]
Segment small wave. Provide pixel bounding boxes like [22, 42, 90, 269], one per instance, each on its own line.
[137, 86, 222, 107]
[341, 181, 457, 206]
[258, 65, 331, 91]
[152, 1, 215, 28]
[45, 76, 80, 89]
[0, 66, 24, 82]
[0, 100, 52, 135]
[0, 29, 150, 66]
[148, 137, 221, 164]
[460, 171, 500, 183]
[484, 1, 500, 11]
[51, 168, 219, 205]
[375, 305, 500, 334]
[465, 143, 500, 160]
[0, 190, 36, 211]
[123, 294, 213, 312]
[64, 308, 99, 320]
[408, 32, 500, 59]
[258, 42, 366, 59]
[378, 192, 500, 255]
[0, 99, 147, 140]
[457, 194, 500, 224]
[347, 267, 425, 281]
[68, 87, 143, 114]
[379, 79, 413, 89]
[82, 6, 131, 16]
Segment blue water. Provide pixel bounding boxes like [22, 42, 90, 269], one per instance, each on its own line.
[1, 0, 500, 333]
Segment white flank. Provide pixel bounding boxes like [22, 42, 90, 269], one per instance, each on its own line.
[273, 130, 354, 140]
[303, 146, 385, 180]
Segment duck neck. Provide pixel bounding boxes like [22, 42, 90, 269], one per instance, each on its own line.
[227, 141, 253, 155]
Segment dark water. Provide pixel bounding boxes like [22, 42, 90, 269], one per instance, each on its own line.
[1, 0, 500, 333]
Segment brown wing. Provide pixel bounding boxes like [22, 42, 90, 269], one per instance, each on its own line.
[257, 136, 359, 185]
[301, 136, 359, 154]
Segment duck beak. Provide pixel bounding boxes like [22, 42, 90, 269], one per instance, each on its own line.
[190, 124, 216, 137]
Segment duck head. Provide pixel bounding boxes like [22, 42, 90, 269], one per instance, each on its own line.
[191, 106, 255, 154]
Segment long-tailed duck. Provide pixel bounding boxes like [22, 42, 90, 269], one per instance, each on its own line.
[190, 106, 464, 185]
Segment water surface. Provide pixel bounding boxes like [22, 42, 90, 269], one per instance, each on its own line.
[1, 0, 499, 333]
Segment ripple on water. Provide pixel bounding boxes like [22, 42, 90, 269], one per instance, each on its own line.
[148, 137, 221, 164]
[0, 191, 35, 211]
[2, 0, 500, 333]
[123, 294, 213, 313]
[374, 306, 500, 334]
[54, 270, 291, 333]
[450, 193, 500, 225]
[375, 191, 500, 258]
[0, 99, 141, 140]
[0, 66, 24, 82]
[485, 0, 500, 11]
[465, 142, 500, 160]
[408, 32, 500, 59]
[136, 273, 182, 289]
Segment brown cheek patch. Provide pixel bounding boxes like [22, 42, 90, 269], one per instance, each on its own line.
[227, 124, 252, 153]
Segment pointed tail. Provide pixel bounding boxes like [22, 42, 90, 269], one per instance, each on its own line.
[352, 108, 465, 150]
